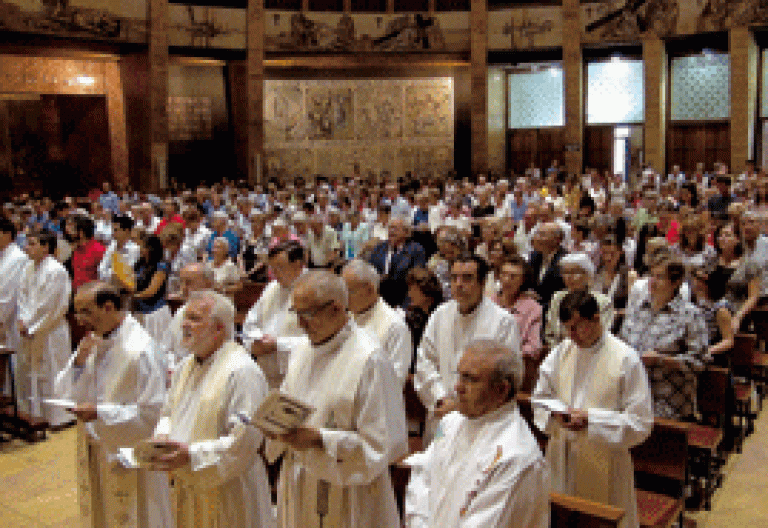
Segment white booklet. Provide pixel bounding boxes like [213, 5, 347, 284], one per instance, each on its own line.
[252, 390, 315, 436]
[529, 397, 569, 416]
[42, 398, 77, 409]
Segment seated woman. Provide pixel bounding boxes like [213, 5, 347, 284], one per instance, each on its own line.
[209, 236, 242, 294]
[483, 237, 516, 298]
[714, 220, 762, 332]
[619, 254, 708, 420]
[691, 265, 735, 366]
[544, 252, 614, 350]
[238, 213, 270, 282]
[493, 255, 542, 359]
[130, 233, 171, 346]
[404, 267, 444, 374]
[596, 233, 632, 332]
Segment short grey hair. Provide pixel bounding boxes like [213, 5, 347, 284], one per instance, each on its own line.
[212, 237, 229, 251]
[188, 289, 235, 340]
[343, 259, 381, 289]
[464, 339, 522, 399]
[294, 270, 349, 310]
[181, 262, 215, 288]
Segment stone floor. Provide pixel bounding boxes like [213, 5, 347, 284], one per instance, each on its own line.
[0, 411, 767, 527]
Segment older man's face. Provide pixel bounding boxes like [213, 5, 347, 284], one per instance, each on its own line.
[388, 221, 409, 247]
[455, 351, 503, 418]
[179, 267, 211, 300]
[182, 297, 220, 358]
[290, 286, 339, 345]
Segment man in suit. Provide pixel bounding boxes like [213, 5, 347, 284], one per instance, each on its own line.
[367, 217, 426, 307]
[529, 222, 566, 311]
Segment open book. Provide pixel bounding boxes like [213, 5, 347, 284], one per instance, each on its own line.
[252, 390, 315, 436]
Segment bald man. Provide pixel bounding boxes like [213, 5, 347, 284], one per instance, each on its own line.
[264, 270, 407, 528]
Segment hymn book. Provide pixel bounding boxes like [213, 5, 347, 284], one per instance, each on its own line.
[252, 390, 315, 436]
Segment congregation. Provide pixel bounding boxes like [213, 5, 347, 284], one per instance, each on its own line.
[1, 161, 767, 528]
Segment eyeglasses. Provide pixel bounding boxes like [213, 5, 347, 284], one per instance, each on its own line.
[289, 300, 333, 320]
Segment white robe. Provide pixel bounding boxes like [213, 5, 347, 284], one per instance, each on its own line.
[97, 239, 140, 283]
[16, 255, 72, 426]
[354, 297, 412, 387]
[0, 242, 29, 350]
[533, 333, 653, 528]
[414, 297, 521, 412]
[544, 290, 614, 350]
[241, 279, 308, 389]
[268, 321, 408, 528]
[154, 341, 275, 528]
[405, 402, 550, 528]
[161, 303, 189, 376]
[54, 313, 172, 528]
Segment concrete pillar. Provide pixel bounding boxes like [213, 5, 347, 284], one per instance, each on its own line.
[643, 37, 667, 175]
[470, 0, 488, 175]
[730, 27, 758, 174]
[247, 0, 265, 185]
[148, 0, 169, 191]
[562, 0, 583, 176]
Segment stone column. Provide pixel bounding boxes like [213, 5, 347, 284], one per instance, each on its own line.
[730, 27, 757, 174]
[562, 0, 583, 176]
[643, 37, 667, 176]
[470, 0, 488, 175]
[246, 0, 265, 186]
[148, 0, 169, 191]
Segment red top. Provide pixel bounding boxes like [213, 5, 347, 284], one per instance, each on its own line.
[154, 215, 186, 235]
[71, 238, 106, 290]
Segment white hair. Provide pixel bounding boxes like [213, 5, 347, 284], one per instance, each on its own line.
[464, 339, 523, 397]
[560, 252, 596, 278]
[212, 237, 229, 251]
[188, 289, 235, 340]
[343, 259, 381, 289]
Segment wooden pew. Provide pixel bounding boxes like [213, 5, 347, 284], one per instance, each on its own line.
[731, 333, 758, 450]
[550, 492, 625, 528]
[632, 418, 690, 528]
[233, 281, 267, 326]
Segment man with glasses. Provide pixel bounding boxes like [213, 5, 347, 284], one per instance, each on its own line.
[264, 270, 407, 528]
[414, 253, 521, 442]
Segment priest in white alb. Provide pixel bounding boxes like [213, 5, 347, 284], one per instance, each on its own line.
[17, 230, 72, 427]
[533, 290, 653, 528]
[0, 217, 29, 351]
[147, 290, 275, 528]
[54, 282, 171, 528]
[342, 259, 412, 386]
[242, 240, 308, 388]
[414, 253, 520, 439]
[264, 270, 408, 528]
[405, 339, 549, 528]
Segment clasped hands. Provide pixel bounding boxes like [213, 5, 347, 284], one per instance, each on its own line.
[263, 425, 324, 451]
[251, 335, 278, 357]
[553, 408, 588, 432]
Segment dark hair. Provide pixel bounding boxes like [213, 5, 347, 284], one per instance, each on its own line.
[73, 215, 95, 239]
[681, 182, 699, 208]
[28, 229, 57, 254]
[633, 223, 661, 273]
[654, 255, 685, 285]
[559, 290, 600, 323]
[93, 283, 123, 310]
[695, 265, 729, 302]
[0, 216, 17, 239]
[716, 174, 731, 186]
[137, 233, 164, 267]
[112, 214, 134, 231]
[500, 255, 534, 295]
[452, 253, 489, 284]
[379, 204, 391, 215]
[406, 266, 444, 308]
[269, 240, 305, 262]
[573, 220, 591, 239]
[713, 221, 744, 258]
[578, 194, 596, 215]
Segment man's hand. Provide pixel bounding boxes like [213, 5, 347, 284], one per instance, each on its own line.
[553, 409, 588, 432]
[75, 333, 103, 367]
[150, 440, 191, 471]
[251, 335, 278, 358]
[641, 350, 662, 367]
[434, 397, 456, 419]
[275, 426, 323, 451]
[68, 404, 97, 422]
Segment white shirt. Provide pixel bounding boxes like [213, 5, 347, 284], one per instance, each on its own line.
[98, 239, 140, 282]
[0, 242, 29, 348]
[354, 297, 412, 387]
[405, 402, 549, 528]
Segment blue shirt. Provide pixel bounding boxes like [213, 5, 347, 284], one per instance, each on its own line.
[206, 229, 240, 260]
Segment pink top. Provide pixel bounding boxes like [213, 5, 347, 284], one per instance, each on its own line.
[493, 294, 543, 358]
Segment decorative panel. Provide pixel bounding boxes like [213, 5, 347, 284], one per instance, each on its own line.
[508, 66, 564, 129]
[487, 68, 506, 174]
[168, 63, 228, 141]
[586, 59, 644, 124]
[264, 78, 454, 178]
[671, 53, 730, 121]
[762, 49, 768, 118]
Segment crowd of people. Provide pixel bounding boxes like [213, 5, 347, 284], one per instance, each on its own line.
[1, 159, 766, 527]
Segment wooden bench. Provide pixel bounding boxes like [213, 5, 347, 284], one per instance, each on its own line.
[731, 333, 758, 450]
[233, 281, 267, 327]
[632, 418, 690, 528]
[550, 492, 625, 528]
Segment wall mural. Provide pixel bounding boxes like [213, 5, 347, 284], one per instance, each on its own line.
[0, 0, 146, 42]
[264, 78, 454, 178]
[169, 5, 245, 48]
[582, 0, 768, 42]
[488, 7, 561, 50]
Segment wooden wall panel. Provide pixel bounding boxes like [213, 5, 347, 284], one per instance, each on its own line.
[584, 125, 612, 175]
[667, 123, 730, 174]
[507, 128, 564, 176]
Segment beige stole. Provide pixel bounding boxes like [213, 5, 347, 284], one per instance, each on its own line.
[77, 337, 141, 528]
[357, 299, 390, 342]
[166, 341, 245, 528]
[281, 329, 373, 528]
[554, 338, 622, 505]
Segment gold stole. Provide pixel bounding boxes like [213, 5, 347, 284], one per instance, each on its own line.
[554, 339, 622, 505]
[77, 333, 141, 528]
[281, 332, 372, 528]
[167, 341, 245, 528]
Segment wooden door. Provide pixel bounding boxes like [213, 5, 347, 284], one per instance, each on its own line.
[667, 122, 730, 174]
[584, 125, 613, 175]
